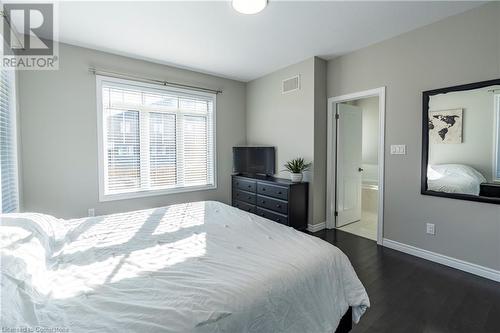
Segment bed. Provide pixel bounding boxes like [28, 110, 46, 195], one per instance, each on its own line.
[1, 201, 369, 332]
[427, 164, 487, 196]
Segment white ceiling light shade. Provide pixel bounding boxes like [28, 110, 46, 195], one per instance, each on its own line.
[232, 0, 268, 15]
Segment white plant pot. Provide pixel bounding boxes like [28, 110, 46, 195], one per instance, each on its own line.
[290, 173, 303, 183]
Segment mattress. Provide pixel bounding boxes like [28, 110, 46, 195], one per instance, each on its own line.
[1, 201, 369, 332]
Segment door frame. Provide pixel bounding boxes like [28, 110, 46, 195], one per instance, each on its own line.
[326, 87, 386, 245]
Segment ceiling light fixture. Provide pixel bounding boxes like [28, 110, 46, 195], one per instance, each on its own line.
[232, 0, 268, 15]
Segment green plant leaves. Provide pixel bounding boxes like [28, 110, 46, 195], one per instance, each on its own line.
[283, 158, 311, 173]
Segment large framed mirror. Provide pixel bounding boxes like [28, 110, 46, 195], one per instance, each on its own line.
[421, 78, 500, 204]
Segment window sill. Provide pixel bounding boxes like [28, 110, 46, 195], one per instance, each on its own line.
[99, 184, 217, 202]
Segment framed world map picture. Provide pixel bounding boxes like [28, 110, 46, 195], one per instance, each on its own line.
[429, 108, 463, 144]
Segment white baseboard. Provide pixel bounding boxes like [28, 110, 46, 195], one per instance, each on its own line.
[308, 222, 326, 233]
[383, 238, 500, 282]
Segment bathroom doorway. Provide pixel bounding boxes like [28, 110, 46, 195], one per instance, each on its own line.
[326, 88, 385, 244]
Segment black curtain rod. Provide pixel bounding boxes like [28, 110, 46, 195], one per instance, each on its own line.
[88, 68, 223, 95]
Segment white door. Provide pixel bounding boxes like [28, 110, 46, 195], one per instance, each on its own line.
[336, 103, 363, 227]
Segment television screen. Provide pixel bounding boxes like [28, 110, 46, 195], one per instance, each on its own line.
[233, 147, 275, 176]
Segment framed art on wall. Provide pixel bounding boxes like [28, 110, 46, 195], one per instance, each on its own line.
[429, 108, 463, 144]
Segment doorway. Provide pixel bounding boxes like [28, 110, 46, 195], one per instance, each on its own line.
[326, 88, 385, 244]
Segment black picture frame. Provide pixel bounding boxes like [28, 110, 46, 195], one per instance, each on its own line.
[421, 78, 500, 204]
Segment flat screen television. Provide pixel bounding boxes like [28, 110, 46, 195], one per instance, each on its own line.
[233, 146, 275, 176]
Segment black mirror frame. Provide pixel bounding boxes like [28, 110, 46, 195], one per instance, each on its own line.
[421, 78, 500, 204]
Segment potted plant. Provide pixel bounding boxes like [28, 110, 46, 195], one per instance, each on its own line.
[284, 158, 311, 183]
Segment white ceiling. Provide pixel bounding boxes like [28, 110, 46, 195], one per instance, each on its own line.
[56, 1, 485, 82]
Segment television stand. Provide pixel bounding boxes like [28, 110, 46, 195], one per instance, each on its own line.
[231, 173, 308, 230]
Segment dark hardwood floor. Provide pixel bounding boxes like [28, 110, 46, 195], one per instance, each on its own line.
[312, 229, 500, 333]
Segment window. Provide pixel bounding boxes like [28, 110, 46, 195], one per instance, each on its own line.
[495, 94, 500, 182]
[0, 69, 19, 213]
[97, 76, 216, 201]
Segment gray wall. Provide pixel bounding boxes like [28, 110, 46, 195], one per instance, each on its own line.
[18, 43, 246, 218]
[327, 2, 500, 270]
[312, 58, 327, 226]
[246, 57, 327, 225]
[429, 87, 498, 182]
[246, 58, 315, 224]
[246, 57, 315, 180]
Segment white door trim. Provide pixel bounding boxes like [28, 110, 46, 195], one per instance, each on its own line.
[326, 87, 386, 245]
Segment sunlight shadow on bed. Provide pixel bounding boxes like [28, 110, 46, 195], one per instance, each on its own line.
[152, 202, 206, 235]
[62, 210, 163, 255]
[50, 232, 207, 299]
[48, 202, 208, 298]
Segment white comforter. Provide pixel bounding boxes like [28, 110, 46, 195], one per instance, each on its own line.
[427, 164, 487, 195]
[1, 201, 369, 333]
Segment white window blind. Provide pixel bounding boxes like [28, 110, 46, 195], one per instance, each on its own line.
[97, 77, 216, 200]
[0, 69, 19, 213]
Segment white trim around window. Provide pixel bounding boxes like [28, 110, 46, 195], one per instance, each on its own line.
[96, 75, 217, 202]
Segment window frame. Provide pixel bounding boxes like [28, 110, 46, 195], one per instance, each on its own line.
[494, 94, 500, 182]
[96, 75, 217, 202]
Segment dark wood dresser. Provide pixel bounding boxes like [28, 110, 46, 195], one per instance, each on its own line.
[479, 182, 500, 198]
[231, 174, 308, 230]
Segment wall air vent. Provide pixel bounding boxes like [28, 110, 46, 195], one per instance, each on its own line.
[282, 75, 300, 94]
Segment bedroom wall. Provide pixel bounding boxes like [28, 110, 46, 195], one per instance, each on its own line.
[245, 57, 327, 226]
[327, 2, 500, 270]
[428, 87, 497, 182]
[18, 43, 246, 218]
[313, 58, 328, 227]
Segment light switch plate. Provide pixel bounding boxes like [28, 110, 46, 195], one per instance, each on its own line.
[390, 144, 406, 155]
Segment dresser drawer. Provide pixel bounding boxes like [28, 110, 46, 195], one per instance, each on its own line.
[233, 200, 256, 214]
[256, 195, 288, 215]
[233, 189, 256, 205]
[256, 207, 288, 226]
[257, 182, 288, 200]
[233, 178, 257, 192]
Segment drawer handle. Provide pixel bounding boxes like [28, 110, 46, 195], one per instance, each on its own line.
[261, 200, 266, 204]
[276, 204, 281, 208]
[262, 188, 266, 191]
[275, 218, 280, 222]
[248, 185, 252, 188]
[248, 196, 252, 200]
[260, 213, 265, 216]
[277, 191, 282, 195]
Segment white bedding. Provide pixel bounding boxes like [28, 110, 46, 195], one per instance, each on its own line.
[1, 201, 369, 332]
[427, 164, 486, 195]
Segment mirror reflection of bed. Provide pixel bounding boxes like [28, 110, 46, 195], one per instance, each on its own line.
[427, 164, 486, 196]
[426, 84, 500, 198]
